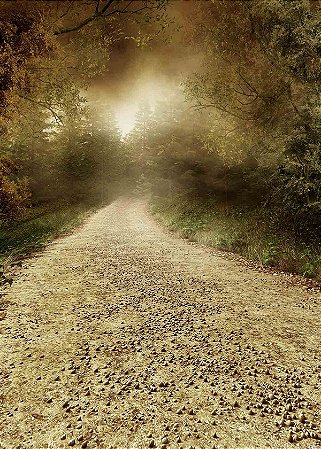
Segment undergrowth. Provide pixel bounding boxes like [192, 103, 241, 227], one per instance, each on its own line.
[150, 194, 321, 281]
[0, 202, 95, 266]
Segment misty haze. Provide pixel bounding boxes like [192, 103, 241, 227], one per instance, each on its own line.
[0, 1, 321, 448]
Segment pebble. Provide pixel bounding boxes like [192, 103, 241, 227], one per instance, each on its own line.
[2, 199, 321, 449]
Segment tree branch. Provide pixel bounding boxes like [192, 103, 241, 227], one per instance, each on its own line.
[54, 0, 116, 35]
[18, 95, 64, 125]
[237, 70, 259, 95]
[100, 0, 117, 15]
[54, 13, 100, 35]
[287, 83, 302, 117]
[220, 126, 240, 138]
[58, 1, 76, 21]
[54, 0, 149, 35]
[193, 99, 265, 122]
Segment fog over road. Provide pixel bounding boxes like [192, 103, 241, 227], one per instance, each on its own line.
[1, 198, 321, 449]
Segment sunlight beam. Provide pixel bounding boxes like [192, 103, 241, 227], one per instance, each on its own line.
[115, 104, 138, 137]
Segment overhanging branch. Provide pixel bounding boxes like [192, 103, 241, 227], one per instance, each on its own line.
[54, 0, 151, 35]
[18, 95, 64, 125]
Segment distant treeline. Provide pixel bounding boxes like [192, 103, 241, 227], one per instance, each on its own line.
[0, 104, 128, 222]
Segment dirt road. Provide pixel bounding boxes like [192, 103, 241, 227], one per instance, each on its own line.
[0, 197, 320, 449]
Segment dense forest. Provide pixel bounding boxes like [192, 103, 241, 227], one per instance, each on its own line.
[2, 0, 321, 278]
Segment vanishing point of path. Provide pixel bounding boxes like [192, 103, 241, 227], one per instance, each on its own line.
[0, 197, 320, 449]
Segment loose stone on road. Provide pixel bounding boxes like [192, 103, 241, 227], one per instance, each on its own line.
[0, 198, 320, 448]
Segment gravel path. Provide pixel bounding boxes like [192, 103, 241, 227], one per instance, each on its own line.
[0, 197, 321, 449]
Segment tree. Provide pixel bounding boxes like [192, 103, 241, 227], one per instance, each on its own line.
[53, 0, 168, 36]
[182, 0, 321, 217]
[250, 0, 321, 225]
[52, 104, 124, 203]
[0, 0, 171, 220]
[0, 5, 55, 133]
[125, 101, 156, 187]
[0, 1, 170, 131]
[0, 156, 30, 221]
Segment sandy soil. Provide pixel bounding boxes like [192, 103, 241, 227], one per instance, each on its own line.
[0, 197, 320, 449]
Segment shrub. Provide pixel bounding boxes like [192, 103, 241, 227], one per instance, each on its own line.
[0, 156, 30, 221]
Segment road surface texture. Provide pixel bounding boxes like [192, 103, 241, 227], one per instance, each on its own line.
[0, 197, 321, 449]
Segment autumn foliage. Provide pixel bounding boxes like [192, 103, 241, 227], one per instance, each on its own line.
[0, 157, 30, 221]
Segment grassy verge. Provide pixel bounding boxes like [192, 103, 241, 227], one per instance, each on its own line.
[0, 202, 97, 266]
[150, 194, 321, 281]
